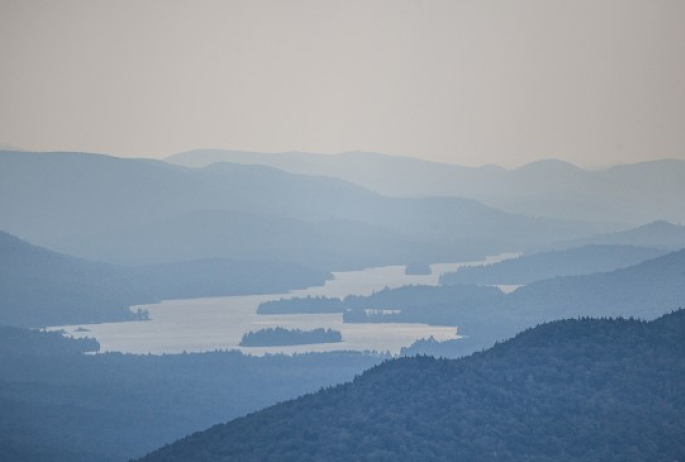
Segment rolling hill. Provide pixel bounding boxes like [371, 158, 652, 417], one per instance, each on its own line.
[0, 230, 141, 327]
[507, 248, 685, 323]
[44, 209, 453, 268]
[137, 310, 685, 462]
[552, 220, 685, 251]
[0, 230, 329, 327]
[439, 244, 667, 285]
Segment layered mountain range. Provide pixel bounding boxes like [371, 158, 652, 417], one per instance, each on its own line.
[169, 149, 685, 224]
[0, 150, 617, 269]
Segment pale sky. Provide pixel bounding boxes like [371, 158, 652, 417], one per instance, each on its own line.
[1, 0, 684, 167]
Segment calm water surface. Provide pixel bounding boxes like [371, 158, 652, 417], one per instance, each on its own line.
[52, 254, 517, 355]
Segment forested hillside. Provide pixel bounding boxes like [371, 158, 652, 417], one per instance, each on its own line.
[0, 327, 384, 462]
[139, 310, 685, 462]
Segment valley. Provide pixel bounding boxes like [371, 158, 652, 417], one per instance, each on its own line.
[49, 256, 513, 355]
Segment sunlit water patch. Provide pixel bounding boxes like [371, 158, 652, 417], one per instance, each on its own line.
[49, 253, 518, 356]
[495, 284, 522, 294]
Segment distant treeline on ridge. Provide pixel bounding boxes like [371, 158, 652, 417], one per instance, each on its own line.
[239, 327, 343, 347]
[257, 296, 343, 314]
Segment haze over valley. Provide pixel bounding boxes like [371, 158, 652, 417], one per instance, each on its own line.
[1, 1, 684, 460]
[2, 146, 684, 460]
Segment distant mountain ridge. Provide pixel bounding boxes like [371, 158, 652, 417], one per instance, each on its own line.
[508, 248, 685, 323]
[48, 209, 453, 268]
[137, 310, 685, 462]
[0, 150, 610, 269]
[551, 220, 685, 251]
[440, 244, 668, 285]
[168, 149, 685, 224]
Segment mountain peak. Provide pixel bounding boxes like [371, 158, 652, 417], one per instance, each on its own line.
[639, 219, 682, 230]
[516, 158, 583, 173]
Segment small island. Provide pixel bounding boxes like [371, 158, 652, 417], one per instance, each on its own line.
[404, 263, 432, 275]
[239, 327, 343, 347]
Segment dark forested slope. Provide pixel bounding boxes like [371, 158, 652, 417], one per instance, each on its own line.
[0, 327, 384, 462]
[139, 310, 685, 462]
[343, 283, 504, 325]
[0, 230, 142, 327]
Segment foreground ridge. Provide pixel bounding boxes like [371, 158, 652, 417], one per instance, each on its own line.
[139, 310, 685, 462]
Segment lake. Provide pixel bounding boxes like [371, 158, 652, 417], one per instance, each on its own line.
[52, 254, 517, 356]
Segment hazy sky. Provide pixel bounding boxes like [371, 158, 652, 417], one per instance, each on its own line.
[1, 0, 684, 167]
